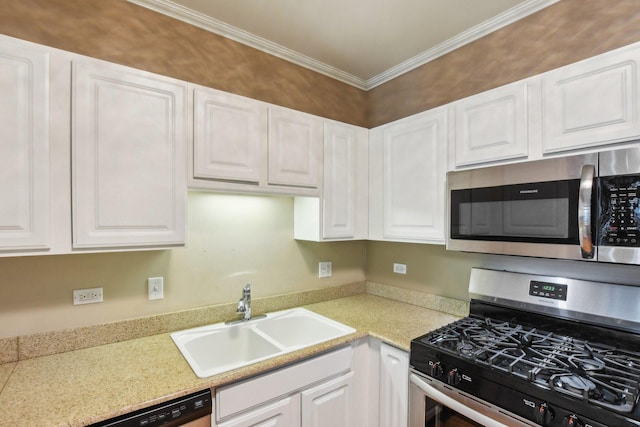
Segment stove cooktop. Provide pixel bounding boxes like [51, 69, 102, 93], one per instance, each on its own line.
[419, 315, 640, 414]
[410, 268, 640, 427]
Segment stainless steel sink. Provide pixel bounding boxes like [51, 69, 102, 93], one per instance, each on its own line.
[171, 308, 355, 378]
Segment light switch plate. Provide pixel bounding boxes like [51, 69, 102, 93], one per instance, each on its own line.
[148, 277, 164, 300]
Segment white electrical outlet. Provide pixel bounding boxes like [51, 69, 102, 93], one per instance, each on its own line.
[319, 261, 332, 278]
[73, 287, 103, 305]
[393, 263, 407, 274]
[148, 277, 164, 300]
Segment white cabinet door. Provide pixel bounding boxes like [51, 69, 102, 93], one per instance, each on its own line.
[323, 122, 368, 239]
[301, 372, 354, 427]
[293, 122, 368, 241]
[193, 87, 266, 183]
[0, 37, 51, 252]
[72, 59, 187, 248]
[453, 80, 528, 167]
[541, 43, 640, 153]
[369, 106, 447, 243]
[268, 106, 322, 189]
[379, 343, 408, 427]
[216, 395, 300, 427]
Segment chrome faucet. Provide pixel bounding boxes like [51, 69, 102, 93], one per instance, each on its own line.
[236, 283, 252, 321]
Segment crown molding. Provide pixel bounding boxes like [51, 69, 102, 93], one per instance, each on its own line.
[128, 0, 561, 91]
[365, 0, 562, 89]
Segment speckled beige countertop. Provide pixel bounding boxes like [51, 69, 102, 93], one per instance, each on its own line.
[0, 293, 462, 427]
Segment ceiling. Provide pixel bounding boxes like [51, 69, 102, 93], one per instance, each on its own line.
[129, 0, 560, 90]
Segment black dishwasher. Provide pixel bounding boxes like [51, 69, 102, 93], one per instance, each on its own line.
[88, 389, 211, 427]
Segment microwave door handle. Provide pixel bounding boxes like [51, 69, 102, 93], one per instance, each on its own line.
[579, 164, 595, 259]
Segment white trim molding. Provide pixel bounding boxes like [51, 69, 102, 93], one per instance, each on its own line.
[128, 0, 561, 91]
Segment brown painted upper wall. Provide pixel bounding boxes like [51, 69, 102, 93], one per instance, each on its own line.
[368, 0, 640, 127]
[2, 1, 640, 129]
[0, 0, 368, 126]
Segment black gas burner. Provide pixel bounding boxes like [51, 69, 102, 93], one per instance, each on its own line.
[421, 316, 640, 414]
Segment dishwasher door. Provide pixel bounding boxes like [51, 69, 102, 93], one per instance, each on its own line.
[88, 389, 212, 427]
[179, 414, 211, 427]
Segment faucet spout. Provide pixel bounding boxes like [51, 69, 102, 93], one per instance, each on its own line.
[236, 283, 252, 321]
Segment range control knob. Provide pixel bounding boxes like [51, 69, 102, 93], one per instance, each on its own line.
[447, 368, 461, 386]
[429, 361, 443, 378]
[534, 403, 554, 425]
[563, 414, 584, 427]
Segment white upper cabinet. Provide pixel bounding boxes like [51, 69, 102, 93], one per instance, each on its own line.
[322, 122, 368, 239]
[190, 92, 322, 197]
[369, 106, 448, 244]
[268, 106, 322, 189]
[0, 37, 51, 252]
[193, 87, 266, 183]
[72, 59, 187, 248]
[452, 80, 529, 167]
[541, 43, 640, 153]
[294, 121, 368, 241]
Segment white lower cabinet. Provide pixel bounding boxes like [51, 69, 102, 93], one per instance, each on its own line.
[301, 372, 354, 427]
[217, 395, 300, 427]
[378, 343, 409, 427]
[213, 338, 408, 427]
[214, 340, 375, 427]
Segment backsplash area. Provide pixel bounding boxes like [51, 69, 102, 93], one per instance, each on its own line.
[0, 281, 469, 364]
[0, 193, 367, 340]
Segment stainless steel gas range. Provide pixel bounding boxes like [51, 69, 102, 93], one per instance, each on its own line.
[409, 268, 640, 427]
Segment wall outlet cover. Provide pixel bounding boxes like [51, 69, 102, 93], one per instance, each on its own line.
[393, 263, 407, 274]
[73, 287, 103, 305]
[319, 261, 332, 278]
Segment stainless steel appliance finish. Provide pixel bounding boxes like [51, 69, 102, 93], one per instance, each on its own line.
[88, 389, 212, 427]
[409, 268, 640, 427]
[446, 146, 640, 264]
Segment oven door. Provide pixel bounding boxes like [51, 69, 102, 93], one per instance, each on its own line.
[409, 371, 535, 427]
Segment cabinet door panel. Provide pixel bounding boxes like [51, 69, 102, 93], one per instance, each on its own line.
[268, 107, 321, 188]
[72, 59, 186, 248]
[542, 44, 640, 153]
[0, 38, 51, 251]
[381, 109, 446, 242]
[379, 343, 408, 427]
[454, 81, 528, 166]
[217, 395, 300, 427]
[323, 123, 367, 239]
[194, 88, 266, 183]
[301, 372, 354, 427]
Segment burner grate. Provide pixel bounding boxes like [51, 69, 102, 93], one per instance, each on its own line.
[422, 317, 640, 413]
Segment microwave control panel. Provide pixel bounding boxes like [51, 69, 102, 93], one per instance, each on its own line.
[598, 175, 640, 247]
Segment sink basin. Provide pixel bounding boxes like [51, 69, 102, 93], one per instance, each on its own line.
[171, 308, 355, 378]
[254, 309, 352, 347]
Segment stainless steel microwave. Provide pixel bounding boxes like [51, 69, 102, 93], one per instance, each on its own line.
[447, 146, 640, 264]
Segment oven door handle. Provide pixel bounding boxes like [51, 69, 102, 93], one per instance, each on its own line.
[409, 373, 512, 427]
[578, 164, 595, 259]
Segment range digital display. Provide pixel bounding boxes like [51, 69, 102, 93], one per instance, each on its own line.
[529, 280, 567, 301]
